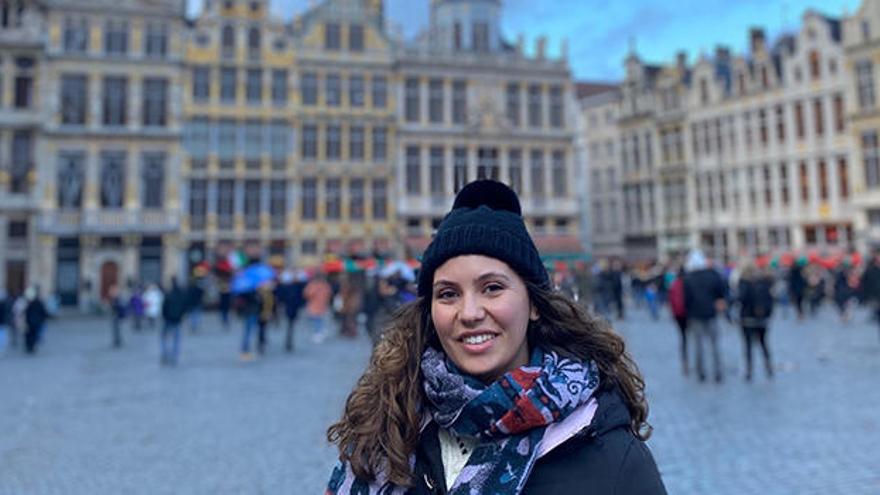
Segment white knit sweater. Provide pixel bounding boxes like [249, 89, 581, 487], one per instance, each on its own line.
[437, 428, 478, 490]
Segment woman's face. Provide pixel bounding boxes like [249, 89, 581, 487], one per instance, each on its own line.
[431, 255, 537, 383]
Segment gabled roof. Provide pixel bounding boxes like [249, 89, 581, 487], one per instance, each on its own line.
[575, 82, 619, 100]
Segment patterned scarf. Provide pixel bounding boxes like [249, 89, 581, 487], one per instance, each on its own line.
[326, 346, 600, 495]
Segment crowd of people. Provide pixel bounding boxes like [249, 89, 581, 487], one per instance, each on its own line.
[553, 248, 880, 383]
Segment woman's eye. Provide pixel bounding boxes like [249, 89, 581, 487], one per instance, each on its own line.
[436, 290, 457, 300]
[484, 283, 504, 294]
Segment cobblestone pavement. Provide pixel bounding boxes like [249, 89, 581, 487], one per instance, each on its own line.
[1, 304, 879, 494]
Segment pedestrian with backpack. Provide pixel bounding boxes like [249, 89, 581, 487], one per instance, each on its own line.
[737, 262, 775, 381]
[667, 266, 689, 376]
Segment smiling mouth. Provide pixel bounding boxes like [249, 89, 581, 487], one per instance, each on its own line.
[460, 333, 498, 345]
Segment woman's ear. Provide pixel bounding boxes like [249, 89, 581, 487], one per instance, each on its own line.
[530, 305, 539, 321]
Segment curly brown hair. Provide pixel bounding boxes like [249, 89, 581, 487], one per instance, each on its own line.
[326, 282, 651, 487]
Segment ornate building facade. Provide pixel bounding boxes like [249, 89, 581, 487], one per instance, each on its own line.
[580, 10, 856, 263]
[0, 0, 584, 303]
[397, 0, 582, 259]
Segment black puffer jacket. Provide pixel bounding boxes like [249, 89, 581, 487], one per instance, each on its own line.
[411, 387, 667, 495]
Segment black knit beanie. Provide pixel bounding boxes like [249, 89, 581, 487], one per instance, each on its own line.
[417, 180, 550, 298]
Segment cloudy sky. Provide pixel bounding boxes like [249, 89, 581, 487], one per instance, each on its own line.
[190, 0, 861, 81]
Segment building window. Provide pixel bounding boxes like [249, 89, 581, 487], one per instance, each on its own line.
[453, 147, 468, 193]
[184, 117, 211, 158]
[814, 98, 824, 137]
[217, 119, 237, 159]
[506, 82, 520, 127]
[270, 180, 286, 229]
[14, 74, 32, 109]
[144, 21, 168, 58]
[63, 16, 88, 53]
[349, 23, 364, 52]
[833, 93, 845, 133]
[302, 124, 317, 159]
[344, 178, 363, 220]
[270, 120, 290, 163]
[325, 73, 341, 106]
[325, 23, 341, 50]
[271, 69, 287, 105]
[472, 21, 489, 52]
[476, 148, 498, 180]
[244, 180, 261, 229]
[220, 67, 236, 102]
[349, 125, 364, 161]
[104, 19, 128, 55]
[102, 76, 127, 126]
[430, 147, 445, 195]
[508, 148, 522, 193]
[428, 79, 444, 123]
[100, 151, 126, 208]
[371, 75, 387, 108]
[142, 78, 168, 127]
[189, 179, 207, 230]
[863, 131, 880, 189]
[775, 105, 785, 143]
[192, 66, 210, 102]
[818, 159, 829, 201]
[141, 153, 165, 208]
[60, 74, 87, 125]
[758, 108, 768, 145]
[552, 150, 566, 195]
[452, 80, 466, 124]
[530, 150, 544, 197]
[349, 74, 365, 107]
[405, 77, 420, 122]
[57, 151, 85, 209]
[528, 84, 542, 127]
[247, 26, 261, 58]
[243, 120, 263, 160]
[221, 24, 235, 58]
[406, 146, 421, 194]
[326, 124, 341, 160]
[246, 69, 262, 104]
[779, 163, 789, 206]
[372, 126, 387, 161]
[809, 50, 821, 80]
[795, 101, 805, 139]
[302, 178, 317, 220]
[326, 179, 341, 220]
[217, 179, 235, 229]
[300, 72, 317, 105]
[549, 86, 564, 128]
[857, 60, 875, 110]
[763, 165, 772, 207]
[799, 161, 810, 203]
[838, 157, 849, 199]
[372, 179, 387, 220]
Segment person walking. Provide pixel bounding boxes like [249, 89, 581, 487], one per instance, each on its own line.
[0, 290, 10, 354]
[667, 266, 689, 376]
[129, 285, 145, 331]
[107, 284, 126, 349]
[256, 281, 275, 355]
[338, 274, 363, 338]
[683, 249, 728, 383]
[737, 263, 775, 381]
[186, 276, 205, 334]
[143, 283, 164, 329]
[277, 269, 306, 352]
[24, 287, 48, 355]
[860, 250, 880, 343]
[217, 276, 232, 331]
[325, 180, 666, 495]
[303, 273, 333, 343]
[160, 279, 188, 366]
[788, 260, 807, 320]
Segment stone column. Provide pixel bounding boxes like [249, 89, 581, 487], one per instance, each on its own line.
[35, 235, 56, 295]
[123, 234, 141, 285]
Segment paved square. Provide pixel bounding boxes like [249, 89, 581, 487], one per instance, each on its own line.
[0, 305, 878, 494]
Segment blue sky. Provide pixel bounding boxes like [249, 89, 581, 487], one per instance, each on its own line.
[190, 0, 861, 81]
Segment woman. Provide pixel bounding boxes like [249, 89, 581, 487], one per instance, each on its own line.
[737, 263, 774, 381]
[326, 180, 665, 494]
[667, 266, 689, 376]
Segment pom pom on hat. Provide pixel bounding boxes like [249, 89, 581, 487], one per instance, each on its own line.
[451, 179, 522, 216]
